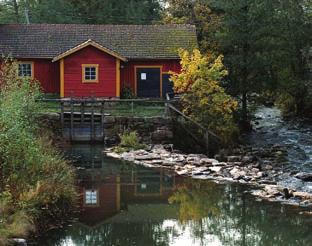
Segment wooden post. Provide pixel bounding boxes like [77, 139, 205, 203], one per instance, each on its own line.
[60, 101, 64, 137]
[91, 99, 95, 142]
[81, 101, 84, 123]
[165, 102, 169, 118]
[131, 101, 134, 116]
[165, 94, 170, 118]
[101, 101, 105, 143]
[204, 131, 209, 156]
[70, 98, 74, 141]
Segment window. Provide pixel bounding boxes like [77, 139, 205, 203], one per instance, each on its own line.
[18, 62, 33, 78]
[82, 64, 99, 83]
[84, 189, 98, 206]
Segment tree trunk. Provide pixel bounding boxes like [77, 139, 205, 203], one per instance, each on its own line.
[12, 0, 19, 23]
[242, 91, 247, 122]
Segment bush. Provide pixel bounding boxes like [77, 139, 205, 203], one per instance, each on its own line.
[0, 59, 77, 244]
[114, 131, 146, 153]
[275, 92, 297, 117]
[170, 49, 238, 144]
[121, 85, 135, 99]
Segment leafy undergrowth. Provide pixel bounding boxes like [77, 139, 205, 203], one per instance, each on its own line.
[0, 59, 77, 245]
[113, 131, 146, 153]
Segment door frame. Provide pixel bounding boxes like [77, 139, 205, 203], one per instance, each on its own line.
[162, 71, 173, 99]
[134, 65, 163, 97]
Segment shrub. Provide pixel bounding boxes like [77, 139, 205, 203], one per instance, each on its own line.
[170, 49, 238, 144]
[114, 131, 146, 153]
[0, 59, 77, 243]
[275, 92, 297, 117]
[121, 85, 135, 99]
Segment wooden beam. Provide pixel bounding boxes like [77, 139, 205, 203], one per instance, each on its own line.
[60, 59, 65, 98]
[52, 39, 127, 62]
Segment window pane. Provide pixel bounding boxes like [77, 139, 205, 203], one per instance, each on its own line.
[18, 63, 32, 77]
[85, 190, 97, 205]
[84, 66, 97, 81]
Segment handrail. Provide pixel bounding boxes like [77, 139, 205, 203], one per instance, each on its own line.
[167, 103, 221, 141]
[39, 98, 167, 103]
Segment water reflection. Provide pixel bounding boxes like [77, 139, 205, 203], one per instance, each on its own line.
[37, 145, 312, 246]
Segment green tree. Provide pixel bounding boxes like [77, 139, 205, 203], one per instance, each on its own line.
[0, 0, 162, 24]
[170, 49, 238, 143]
[216, 0, 311, 120]
[162, 0, 222, 55]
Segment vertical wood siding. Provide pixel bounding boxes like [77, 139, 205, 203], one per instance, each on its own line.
[19, 58, 60, 94]
[120, 60, 181, 93]
[16, 56, 180, 98]
[63, 46, 116, 98]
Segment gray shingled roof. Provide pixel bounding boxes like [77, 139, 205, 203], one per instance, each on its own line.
[0, 24, 197, 60]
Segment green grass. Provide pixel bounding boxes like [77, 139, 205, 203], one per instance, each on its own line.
[40, 100, 166, 117]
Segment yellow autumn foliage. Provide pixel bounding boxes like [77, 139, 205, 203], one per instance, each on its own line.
[170, 49, 238, 143]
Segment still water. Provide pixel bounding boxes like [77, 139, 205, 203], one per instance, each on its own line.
[36, 144, 312, 246]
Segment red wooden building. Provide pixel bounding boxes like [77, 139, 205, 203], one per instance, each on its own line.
[0, 24, 197, 98]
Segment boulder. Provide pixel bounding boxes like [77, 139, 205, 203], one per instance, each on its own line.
[12, 238, 27, 246]
[264, 185, 281, 197]
[294, 172, 312, 182]
[186, 154, 202, 164]
[200, 158, 216, 165]
[209, 166, 223, 173]
[135, 154, 160, 160]
[230, 167, 246, 179]
[293, 192, 312, 200]
[106, 152, 121, 159]
[227, 156, 241, 162]
[177, 169, 189, 176]
[241, 156, 255, 164]
[264, 164, 273, 170]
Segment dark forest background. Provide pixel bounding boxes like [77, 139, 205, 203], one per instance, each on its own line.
[1, 0, 311, 120]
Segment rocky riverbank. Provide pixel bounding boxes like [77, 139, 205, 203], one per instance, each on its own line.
[105, 144, 312, 208]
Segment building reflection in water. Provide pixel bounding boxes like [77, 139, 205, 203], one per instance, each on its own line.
[68, 144, 182, 227]
[37, 144, 312, 246]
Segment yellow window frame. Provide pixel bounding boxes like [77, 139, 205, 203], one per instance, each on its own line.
[82, 64, 99, 83]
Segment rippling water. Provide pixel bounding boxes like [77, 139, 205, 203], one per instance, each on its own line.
[34, 144, 312, 246]
[242, 107, 312, 193]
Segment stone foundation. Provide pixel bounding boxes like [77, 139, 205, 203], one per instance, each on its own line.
[39, 113, 173, 144]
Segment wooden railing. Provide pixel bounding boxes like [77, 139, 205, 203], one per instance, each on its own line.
[39, 97, 221, 153]
[40, 98, 169, 142]
[166, 103, 221, 155]
[40, 98, 168, 117]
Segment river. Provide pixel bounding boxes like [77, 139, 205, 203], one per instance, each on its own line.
[34, 142, 312, 246]
[243, 106, 312, 193]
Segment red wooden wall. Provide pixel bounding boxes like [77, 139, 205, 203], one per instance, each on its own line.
[15, 50, 180, 98]
[63, 46, 117, 98]
[120, 60, 181, 92]
[19, 58, 59, 94]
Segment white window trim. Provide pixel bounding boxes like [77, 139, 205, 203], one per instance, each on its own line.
[17, 61, 34, 79]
